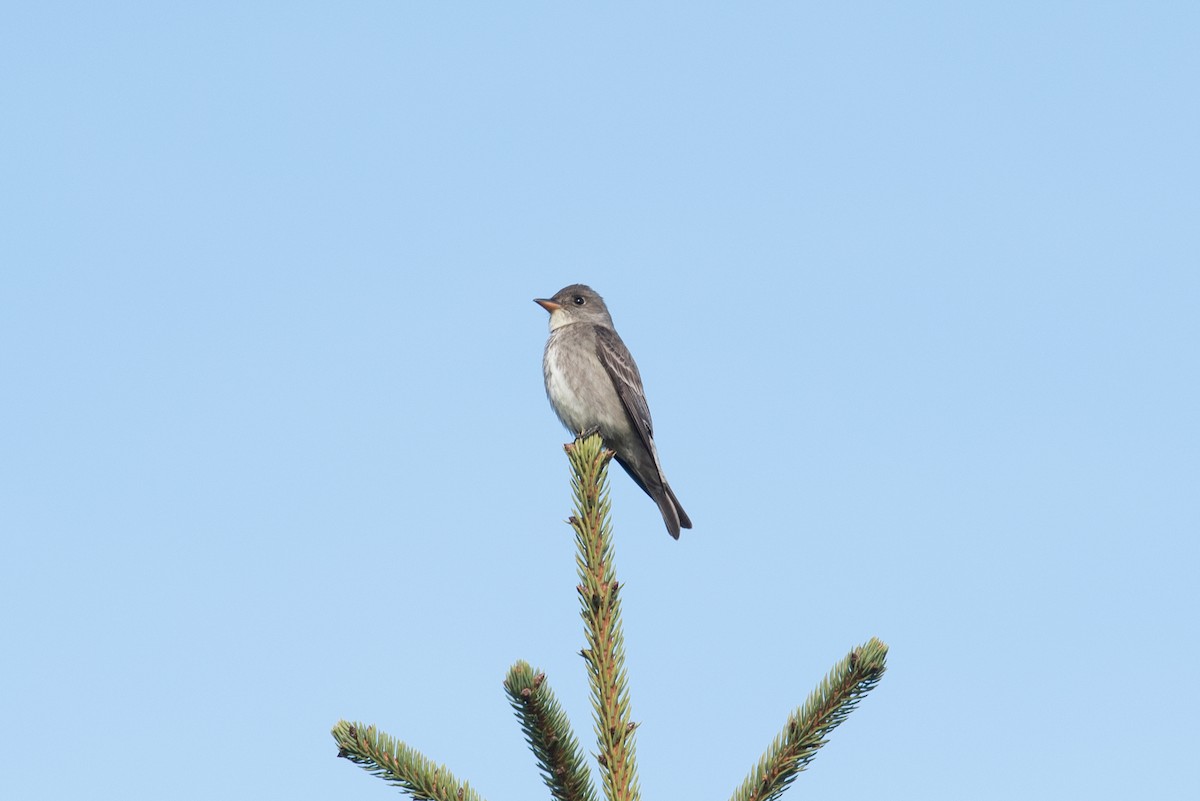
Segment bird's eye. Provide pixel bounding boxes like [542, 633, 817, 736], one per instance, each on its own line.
[573, 295, 586, 305]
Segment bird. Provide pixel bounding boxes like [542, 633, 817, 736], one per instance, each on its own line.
[534, 284, 692, 539]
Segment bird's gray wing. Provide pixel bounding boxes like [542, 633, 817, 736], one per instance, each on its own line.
[595, 325, 656, 452]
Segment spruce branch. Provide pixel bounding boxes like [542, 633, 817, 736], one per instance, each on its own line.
[504, 661, 599, 801]
[331, 720, 486, 801]
[728, 637, 889, 801]
[333, 433, 888, 801]
[565, 434, 640, 801]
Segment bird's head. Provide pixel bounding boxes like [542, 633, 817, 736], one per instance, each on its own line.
[534, 284, 614, 330]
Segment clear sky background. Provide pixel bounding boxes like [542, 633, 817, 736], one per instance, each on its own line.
[2, 4, 1197, 800]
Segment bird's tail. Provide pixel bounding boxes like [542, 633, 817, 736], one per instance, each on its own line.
[655, 482, 692, 540]
[615, 454, 693, 540]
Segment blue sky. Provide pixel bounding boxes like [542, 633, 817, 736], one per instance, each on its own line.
[2, 4, 1197, 800]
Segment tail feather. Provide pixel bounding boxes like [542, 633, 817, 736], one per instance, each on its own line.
[666, 483, 692, 531]
[653, 482, 692, 540]
[654, 489, 682, 540]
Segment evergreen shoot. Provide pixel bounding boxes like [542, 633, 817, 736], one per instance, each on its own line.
[332, 433, 887, 800]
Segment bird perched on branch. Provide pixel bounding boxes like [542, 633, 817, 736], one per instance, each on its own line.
[535, 284, 692, 539]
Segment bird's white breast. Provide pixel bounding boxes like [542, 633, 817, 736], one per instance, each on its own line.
[543, 330, 622, 436]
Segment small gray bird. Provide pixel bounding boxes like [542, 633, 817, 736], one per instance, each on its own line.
[535, 284, 692, 539]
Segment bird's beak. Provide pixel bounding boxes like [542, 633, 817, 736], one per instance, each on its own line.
[534, 298, 561, 313]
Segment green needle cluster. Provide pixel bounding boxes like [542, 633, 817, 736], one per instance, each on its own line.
[332, 433, 887, 801]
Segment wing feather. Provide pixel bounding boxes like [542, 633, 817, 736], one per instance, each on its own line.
[595, 326, 655, 452]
